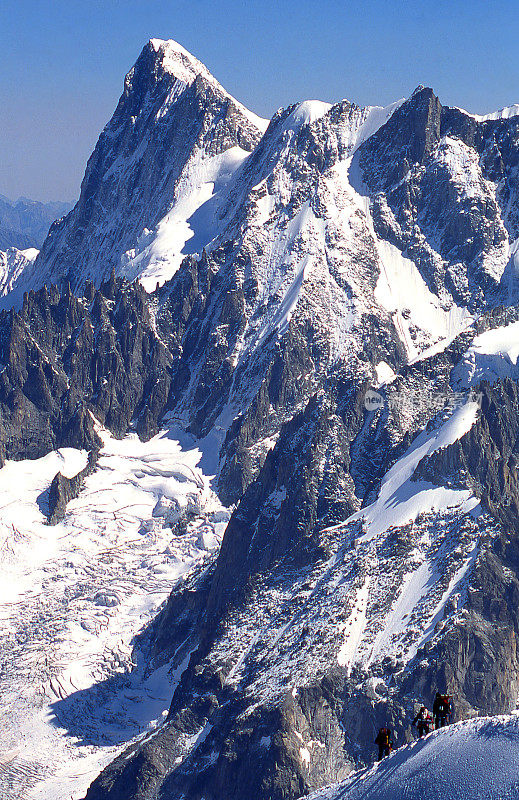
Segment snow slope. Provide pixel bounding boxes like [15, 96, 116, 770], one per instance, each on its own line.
[191, 396, 488, 716]
[120, 146, 251, 291]
[0, 427, 229, 800]
[357, 399, 480, 538]
[453, 319, 519, 387]
[330, 399, 482, 675]
[303, 715, 519, 800]
[0, 245, 38, 296]
[458, 103, 519, 122]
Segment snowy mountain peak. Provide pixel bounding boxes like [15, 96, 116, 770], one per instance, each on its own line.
[284, 99, 333, 129]
[137, 37, 269, 132]
[8, 38, 268, 301]
[143, 37, 228, 92]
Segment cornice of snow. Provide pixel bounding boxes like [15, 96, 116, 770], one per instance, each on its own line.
[454, 102, 519, 121]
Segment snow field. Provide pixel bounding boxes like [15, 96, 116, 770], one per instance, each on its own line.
[333, 400, 482, 671]
[374, 238, 471, 361]
[303, 715, 519, 800]
[0, 245, 39, 298]
[460, 103, 519, 122]
[0, 427, 229, 800]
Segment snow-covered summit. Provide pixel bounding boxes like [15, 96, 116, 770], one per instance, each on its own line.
[4, 37, 267, 304]
[284, 100, 333, 129]
[147, 38, 269, 132]
[149, 36, 208, 80]
[459, 103, 519, 122]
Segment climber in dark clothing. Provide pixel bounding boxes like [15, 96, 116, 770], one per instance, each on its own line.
[374, 726, 393, 760]
[412, 706, 433, 737]
[433, 692, 452, 729]
[448, 696, 455, 722]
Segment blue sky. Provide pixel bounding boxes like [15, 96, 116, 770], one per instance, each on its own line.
[2, 0, 519, 202]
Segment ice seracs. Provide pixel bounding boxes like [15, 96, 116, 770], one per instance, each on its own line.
[0, 426, 229, 800]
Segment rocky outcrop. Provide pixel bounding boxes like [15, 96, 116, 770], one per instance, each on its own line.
[206, 392, 361, 625]
[357, 86, 516, 306]
[0, 276, 172, 462]
[413, 379, 519, 523]
[47, 448, 99, 524]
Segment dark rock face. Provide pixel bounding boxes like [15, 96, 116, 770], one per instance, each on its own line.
[0, 276, 172, 464]
[413, 379, 519, 524]
[206, 392, 361, 625]
[356, 87, 519, 306]
[47, 449, 99, 524]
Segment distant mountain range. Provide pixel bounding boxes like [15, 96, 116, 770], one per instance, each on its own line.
[0, 194, 71, 251]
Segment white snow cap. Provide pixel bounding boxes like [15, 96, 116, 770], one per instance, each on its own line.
[285, 100, 332, 129]
[149, 37, 214, 85]
[148, 38, 269, 132]
[456, 102, 519, 122]
[477, 104, 519, 121]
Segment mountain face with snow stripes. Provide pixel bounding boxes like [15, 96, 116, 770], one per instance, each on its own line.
[4, 37, 519, 800]
[7, 39, 266, 307]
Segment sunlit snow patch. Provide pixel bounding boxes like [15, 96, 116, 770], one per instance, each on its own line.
[453, 318, 519, 388]
[458, 103, 519, 122]
[121, 146, 251, 290]
[374, 239, 471, 361]
[284, 100, 332, 130]
[357, 400, 480, 539]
